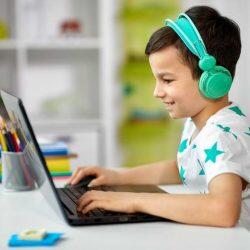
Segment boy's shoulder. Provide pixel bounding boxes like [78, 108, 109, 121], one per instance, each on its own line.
[197, 102, 250, 151]
[181, 102, 250, 146]
[206, 102, 249, 135]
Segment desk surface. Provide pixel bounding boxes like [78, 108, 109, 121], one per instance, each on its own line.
[1, 181, 250, 250]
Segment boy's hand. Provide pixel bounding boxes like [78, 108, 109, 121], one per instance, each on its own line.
[67, 166, 122, 187]
[77, 191, 144, 214]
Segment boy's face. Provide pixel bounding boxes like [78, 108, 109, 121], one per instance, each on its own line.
[149, 46, 208, 119]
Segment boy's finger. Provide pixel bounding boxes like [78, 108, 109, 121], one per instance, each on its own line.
[71, 167, 99, 185]
[88, 176, 104, 187]
[81, 167, 99, 177]
[71, 168, 96, 185]
[67, 167, 80, 183]
[71, 171, 87, 185]
[68, 166, 82, 184]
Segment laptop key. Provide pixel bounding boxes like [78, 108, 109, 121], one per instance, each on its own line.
[58, 190, 77, 215]
[85, 212, 93, 217]
[62, 189, 78, 203]
[97, 208, 120, 216]
[91, 209, 103, 216]
[69, 189, 82, 199]
[76, 186, 88, 194]
[99, 208, 106, 213]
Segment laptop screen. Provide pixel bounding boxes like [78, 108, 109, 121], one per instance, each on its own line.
[0, 90, 65, 219]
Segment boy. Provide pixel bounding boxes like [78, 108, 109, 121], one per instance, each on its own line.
[68, 6, 250, 227]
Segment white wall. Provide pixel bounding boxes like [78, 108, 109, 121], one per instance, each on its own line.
[181, 0, 250, 118]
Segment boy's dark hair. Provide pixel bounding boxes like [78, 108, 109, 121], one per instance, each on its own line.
[145, 6, 241, 80]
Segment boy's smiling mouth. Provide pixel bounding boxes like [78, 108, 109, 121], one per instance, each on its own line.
[164, 101, 175, 105]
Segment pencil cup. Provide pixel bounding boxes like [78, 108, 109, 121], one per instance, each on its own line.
[2, 151, 36, 192]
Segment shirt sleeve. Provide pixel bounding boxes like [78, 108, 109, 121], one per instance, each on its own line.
[198, 127, 250, 186]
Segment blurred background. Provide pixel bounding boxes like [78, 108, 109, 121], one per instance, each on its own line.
[0, 0, 249, 171]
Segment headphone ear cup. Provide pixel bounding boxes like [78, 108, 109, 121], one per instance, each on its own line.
[199, 71, 209, 97]
[199, 65, 232, 99]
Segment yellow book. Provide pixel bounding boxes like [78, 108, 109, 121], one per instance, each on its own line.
[45, 158, 71, 172]
[0, 159, 71, 173]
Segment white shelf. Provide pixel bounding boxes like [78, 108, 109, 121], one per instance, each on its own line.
[0, 0, 119, 167]
[0, 40, 18, 50]
[32, 119, 102, 132]
[0, 38, 102, 50]
[24, 38, 101, 50]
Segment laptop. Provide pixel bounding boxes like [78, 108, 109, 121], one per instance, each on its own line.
[0, 90, 167, 226]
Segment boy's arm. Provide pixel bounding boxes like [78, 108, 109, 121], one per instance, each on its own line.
[118, 159, 182, 185]
[136, 173, 242, 227]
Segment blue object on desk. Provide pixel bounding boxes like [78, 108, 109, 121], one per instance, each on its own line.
[40, 142, 68, 156]
[8, 233, 63, 247]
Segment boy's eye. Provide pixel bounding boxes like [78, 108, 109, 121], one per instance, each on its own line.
[163, 79, 173, 84]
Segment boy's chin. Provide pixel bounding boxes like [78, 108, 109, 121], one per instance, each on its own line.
[168, 112, 180, 119]
[168, 112, 187, 119]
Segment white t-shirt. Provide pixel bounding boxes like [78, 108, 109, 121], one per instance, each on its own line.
[177, 102, 250, 227]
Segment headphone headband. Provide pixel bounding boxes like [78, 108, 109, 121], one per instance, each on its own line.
[164, 13, 208, 59]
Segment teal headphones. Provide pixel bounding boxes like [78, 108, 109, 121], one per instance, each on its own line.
[165, 13, 232, 99]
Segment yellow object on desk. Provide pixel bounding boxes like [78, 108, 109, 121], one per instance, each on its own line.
[19, 228, 47, 240]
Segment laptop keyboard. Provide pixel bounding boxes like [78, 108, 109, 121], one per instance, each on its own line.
[60, 186, 121, 217]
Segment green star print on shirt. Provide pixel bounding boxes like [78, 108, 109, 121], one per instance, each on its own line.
[216, 124, 237, 139]
[244, 127, 250, 136]
[229, 106, 246, 116]
[178, 139, 188, 153]
[204, 142, 224, 163]
[179, 166, 186, 182]
[197, 159, 205, 175]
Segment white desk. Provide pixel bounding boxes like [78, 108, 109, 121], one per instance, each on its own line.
[1, 181, 250, 250]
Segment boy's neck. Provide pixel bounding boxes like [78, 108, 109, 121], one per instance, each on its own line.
[191, 97, 230, 131]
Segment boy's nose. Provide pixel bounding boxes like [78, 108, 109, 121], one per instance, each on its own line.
[153, 83, 165, 98]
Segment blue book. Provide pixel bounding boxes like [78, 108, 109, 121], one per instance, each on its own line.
[0, 142, 69, 157]
[39, 142, 68, 156]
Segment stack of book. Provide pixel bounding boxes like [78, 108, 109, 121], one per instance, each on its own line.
[0, 141, 76, 182]
[40, 141, 75, 177]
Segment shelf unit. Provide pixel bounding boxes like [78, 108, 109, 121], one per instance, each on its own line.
[0, 0, 120, 169]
